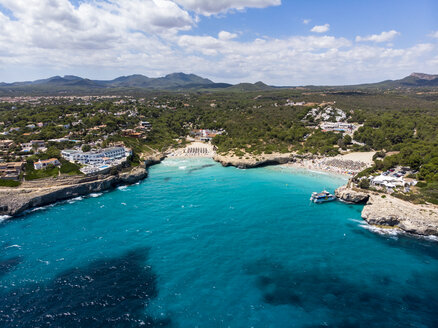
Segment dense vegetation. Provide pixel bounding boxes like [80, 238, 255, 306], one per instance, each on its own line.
[0, 88, 437, 201]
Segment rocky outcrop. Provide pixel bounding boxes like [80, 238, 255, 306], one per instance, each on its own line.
[213, 153, 294, 169]
[334, 185, 438, 237]
[335, 186, 369, 204]
[0, 166, 149, 217]
[144, 152, 166, 167]
[361, 195, 438, 236]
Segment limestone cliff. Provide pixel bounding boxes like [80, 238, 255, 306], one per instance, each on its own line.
[335, 185, 438, 237]
[362, 194, 438, 236]
[0, 166, 148, 217]
[213, 153, 294, 169]
[335, 186, 369, 203]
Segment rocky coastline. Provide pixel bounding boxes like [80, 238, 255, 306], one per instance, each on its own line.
[213, 153, 295, 169]
[335, 186, 438, 237]
[335, 185, 369, 203]
[0, 153, 165, 218]
[3, 150, 437, 239]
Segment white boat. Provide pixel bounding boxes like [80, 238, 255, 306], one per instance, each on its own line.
[310, 190, 336, 203]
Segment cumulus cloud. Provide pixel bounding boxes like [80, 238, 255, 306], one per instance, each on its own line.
[0, 0, 194, 42]
[303, 19, 311, 25]
[0, 0, 436, 85]
[311, 24, 330, 33]
[356, 30, 400, 43]
[218, 31, 238, 40]
[430, 31, 438, 39]
[174, 0, 281, 15]
[173, 37, 435, 84]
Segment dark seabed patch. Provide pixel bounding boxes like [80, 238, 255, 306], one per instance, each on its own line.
[245, 259, 438, 328]
[0, 256, 22, 278]
[163, 177, 172, 182]
[0, 248, 171, 327]
[187, 164, 215, 174]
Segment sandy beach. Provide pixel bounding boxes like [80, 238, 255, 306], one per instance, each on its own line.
[167, 141, 216, 158]
[167, 143, 374, 177]
[285, 152, 375, 177]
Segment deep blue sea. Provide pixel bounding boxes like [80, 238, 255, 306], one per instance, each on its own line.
[1, 158, 438, 328]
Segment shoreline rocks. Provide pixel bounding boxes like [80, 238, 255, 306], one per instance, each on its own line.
[3, 152, 437, 239]
[362, 194, 438, 237]
[0, 154, 166, 218]
[213, 153, 294, 169]
[335, 186, 438, 237]
[335, 186, 369, 203]
[0, 166, 148, 217]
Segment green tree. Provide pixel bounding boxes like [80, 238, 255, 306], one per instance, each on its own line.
[359, 179, 370, 189]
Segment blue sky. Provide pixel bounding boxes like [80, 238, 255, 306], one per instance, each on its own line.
[0, 0, 437, 85]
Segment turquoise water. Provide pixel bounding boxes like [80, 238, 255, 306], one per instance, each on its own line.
[1, 158, 437, 327]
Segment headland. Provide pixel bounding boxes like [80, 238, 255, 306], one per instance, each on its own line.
[0, 153, 164, 218]
[336, 185, 438, 237]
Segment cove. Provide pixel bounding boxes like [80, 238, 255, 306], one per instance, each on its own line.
[1, 158, 437, 327]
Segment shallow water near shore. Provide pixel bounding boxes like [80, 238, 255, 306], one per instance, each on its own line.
[1, 158, 437, 327]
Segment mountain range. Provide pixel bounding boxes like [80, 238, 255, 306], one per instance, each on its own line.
[0, 72, 437, 95]
[0, 73, 234, 92]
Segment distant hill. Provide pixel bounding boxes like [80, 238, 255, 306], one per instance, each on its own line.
[226, 81, 274, 92]
[393, 73, 438, 87]
[102, 74, 152, 87]
[0, 73, 272, 95]
[343, 73, 438, 89]
[0, 73, 236, 95]
[1, 72, 437, 96]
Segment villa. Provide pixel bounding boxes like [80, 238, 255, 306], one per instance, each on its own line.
[34, 158, 61, 170]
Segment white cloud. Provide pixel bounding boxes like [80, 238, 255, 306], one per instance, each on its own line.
[310, 24, 330, 33]
[0, 0, 194, 42]
[356, 30, 400, 43]
[174, 0, 281, 15]
[303, 19, 311, 25]
[0, 1, 436, 85]
[218, 31, 238, 40]
[430, 31, 438, 39]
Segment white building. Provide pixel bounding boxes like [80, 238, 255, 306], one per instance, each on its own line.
[34, 158, 61, 170]
[371, 174, 416, 189]
[321, 122, 355, 133]
[61, 147, 131, 166]
[140, 121, 152, 129]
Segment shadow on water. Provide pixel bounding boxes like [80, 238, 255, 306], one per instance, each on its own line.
[0, 248, 171, 327]
[187, 164, 215, 174]
[245, 259, 438, 328]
